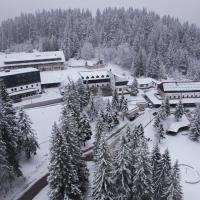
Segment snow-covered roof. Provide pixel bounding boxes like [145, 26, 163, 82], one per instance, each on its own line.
[0, 67, 38, 77]
[162, 82, 200, 92]
[137, 77, 160, 85]
[0, 51, 65, 68]
[164, 114, 190, 133]
[79, 70, 110, 79]
[67, 58, 94, 67]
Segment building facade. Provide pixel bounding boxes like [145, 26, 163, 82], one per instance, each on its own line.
[158, 82, 200, 99]
[0, 68, 41, 101]
[79, 70, 111, 88]
[0, 51, 65, 71]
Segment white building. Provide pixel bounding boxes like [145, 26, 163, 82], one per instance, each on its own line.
[79, 70, 110, 88]
[0, 68, 41, 101]
[158, 82, 200, 99]
[137, 77, 160, 89]
[0, 51, 65, 71]
[109, 71, 129, 94]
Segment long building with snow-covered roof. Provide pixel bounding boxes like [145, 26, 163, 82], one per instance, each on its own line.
[0, 51, 65, 71]
[158, 81, 200, 99]
[0, 68, 41, 101]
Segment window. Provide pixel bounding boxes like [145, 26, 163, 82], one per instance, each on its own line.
[119, 88, 122, 91]
[11, 88, 14, 91]
[91, 76, 94, 79]
[36, 84, 38, 86]
[86, 76, 89, 79]
[26, 86, 29, 88]
[106, 75, 109, 77]
[20, 87, 23, 89]
[101, 75, 104, 78]
[15, 88, 17, 91]
[31, 85, 34, 87]
[96, 75, 99, 78]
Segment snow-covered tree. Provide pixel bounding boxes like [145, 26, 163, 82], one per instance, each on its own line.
[78, 114, 92, 146]
[154, 113, 161, 128]
[132, 138, 153, 200]
[174, 100, 184, 121]
[0, 81, 22, 177]
[154, 149, 172, 200]
[164, 160, 183, 200]
[0, 135, 15, 195]
[157, 123, 165, 143]
[130, 78, 138, 96]
[112, 89, 119, 111]
[114, 136, 132, 200]
[81, 41, 94, 60]
[17, 108, 39, 159]
[159, 102, 167, 120]
[164, 96, 171, 116]
[91, 136, 114, 200]
[48, 122, 83, 200]
[121, 98, 128, 120]
[87, 97, 98, 121]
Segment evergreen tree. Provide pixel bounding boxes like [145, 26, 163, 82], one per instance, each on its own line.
[174, 100, 184, 121]
[189, 108, 200, 141]
[78, 114, 92, 146]
[132, 138, 153, 200]
[61, 106, 89, 194]
[154, 113, 161, 128]
[164, 96, 171, 117]
[160, 102, 167, 120]
[91, 136, 114, 200]
[87, 97, 98, 121]
[121, 99, 128, 120]
[130, 78, 138, 96]
[112, 89, 119, 111]
[48, 122, 82, 200]
[17, 108, 39, 159]
[125, 126, 131, 143]
[151, 145, 162, 200]
[154, 149, 172, 200]
[0, 81, 22, 176]
[164, 161, 183, 200]
[157, 123, 165, 143]
[0, 135, 15, 195]
[119, 92, 125, 112]
[114, 136, 132, 200]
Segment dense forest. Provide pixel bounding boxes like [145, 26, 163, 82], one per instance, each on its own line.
[1, 8, 200, 79]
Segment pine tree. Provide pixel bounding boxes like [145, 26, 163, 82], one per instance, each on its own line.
[0, 81, 22, 176]
[125, 126, 131, 143]
[160, 102, 167, 120]
[114, 136, 132, 200]
[151, 145, 162, 200]
[104, 100, 114, 131]
[112, 89, 119, 111]
[60, 106, 89, 194]
[17, 108, 39, 159]
[87, 97, 98, 121]
[119, 92, 125, 111]
[174, 100, 184, 121]
[91, 136, 114, 200]
[157, 123, 165, 143]
[164, 161, 183, 200]
[154, 149, 172, 200]
[132, 137, 153, 200]
[164, 96, 171, 116]
[93, 116, 105, 160]
[48, 122, 82, 200]
[121, 99, 128, 121]
[130, 78, 138, 96]
[189, 109, 200, 141]
[78, 114, 92, 146]
[0, 135, 15, 195]
[154, 113, 161, 128]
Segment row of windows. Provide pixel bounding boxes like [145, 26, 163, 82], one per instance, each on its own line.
[83, 75, 110, 79]
[10, 84, 39, 92]
[90, 83, 110, 88]
[169, 94, 200, 99]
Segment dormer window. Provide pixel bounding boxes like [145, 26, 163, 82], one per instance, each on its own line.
[82, 77, 84, 79]
[91, 76, 94, 79]
[106, 75, 109, 77]
[86, 76, 89, 79]
[101, 75, 104, 78]
[96, 75, 99, 78]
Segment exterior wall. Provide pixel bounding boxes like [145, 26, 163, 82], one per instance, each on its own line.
[3, 63, 64, 71]
[7, 82, 42, 97]
[138, 81, 157, 89]
[86, 82, 110, 88]
[166, 92, 200, 99]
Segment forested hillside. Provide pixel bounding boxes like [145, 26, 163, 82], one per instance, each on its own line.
[1, 8, 200, 79]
